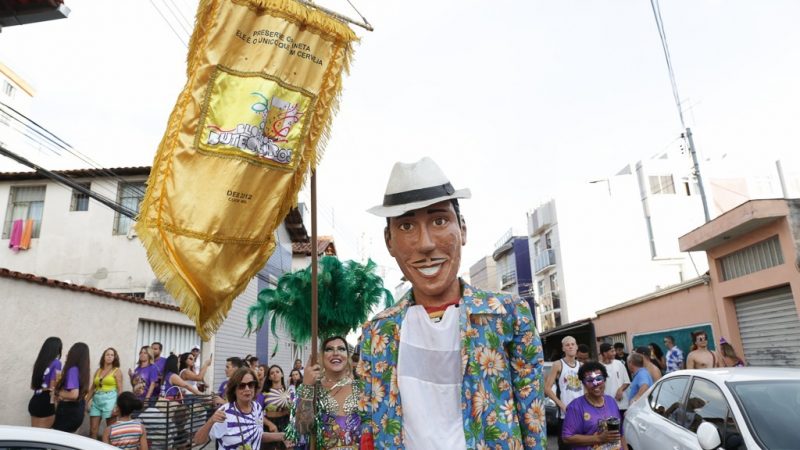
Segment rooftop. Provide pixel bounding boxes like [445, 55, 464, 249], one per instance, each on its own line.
[0, 267, 180, 311]
[679, 199, 797, 252]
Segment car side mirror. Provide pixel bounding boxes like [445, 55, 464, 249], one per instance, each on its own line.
[696, 422, 721, 450]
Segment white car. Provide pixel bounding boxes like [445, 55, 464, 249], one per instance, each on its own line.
[0, 425, 118, 449]
[624, 367, 800, 450]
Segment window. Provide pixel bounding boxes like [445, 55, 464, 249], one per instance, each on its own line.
[649, 175, 676, 195]
[2, 185, 46, 239]
[684, 378, 737, 436]
[650, 376, 689, 425]
[549, 272, 559, 293]
[537, 280, 545, 297]
[719, 235, 784, 281]
[70, 183, 91, 212]
[544, 231, 553, 250]
[113, 181, 145, 235]
[2, 80, 14, 98]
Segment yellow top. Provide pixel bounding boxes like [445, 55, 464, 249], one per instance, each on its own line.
[94, 368, 118, 392]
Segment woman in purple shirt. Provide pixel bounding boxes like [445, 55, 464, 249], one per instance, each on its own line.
[28, 337, 62, 428]
[53, 342, 91, 433]
[129, 345, 159, 401]
[562, 361, 627, 450]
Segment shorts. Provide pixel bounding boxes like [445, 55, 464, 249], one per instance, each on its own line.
[28, 391, 55, 418]
[89, 390, 118, 419]
[53, 399, 85, 432]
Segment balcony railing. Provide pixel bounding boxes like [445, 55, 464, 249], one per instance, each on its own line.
[534, 248, 556, 273]
[501, 270, 516, 289]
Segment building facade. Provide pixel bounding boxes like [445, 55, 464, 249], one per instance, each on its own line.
[0, 166, 310, 394]
[468, 255, 500, 293]
[492, 233, 534, 317]
[593, 199, 800, 367]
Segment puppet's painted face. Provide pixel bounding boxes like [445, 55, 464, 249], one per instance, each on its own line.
[386, 201, 466, 306]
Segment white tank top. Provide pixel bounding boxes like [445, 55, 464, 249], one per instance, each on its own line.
[557, 358, 583, 408]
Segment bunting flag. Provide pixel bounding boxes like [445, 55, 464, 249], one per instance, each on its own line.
[135, 0, 357, 339]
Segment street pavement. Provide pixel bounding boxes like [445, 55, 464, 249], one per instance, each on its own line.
[546, 427, 559, 450]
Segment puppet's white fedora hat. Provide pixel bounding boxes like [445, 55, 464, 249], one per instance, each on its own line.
[367, 157, 471, 218]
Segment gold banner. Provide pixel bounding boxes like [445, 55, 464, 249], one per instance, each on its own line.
[136, 0, 357, 339]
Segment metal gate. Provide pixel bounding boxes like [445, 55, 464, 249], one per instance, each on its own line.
[735, 286, 800, 367]
[137, 319, 201, 358]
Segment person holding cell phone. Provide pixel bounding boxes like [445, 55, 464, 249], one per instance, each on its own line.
[194, 367, 286, 449]
[561, 361, 626, 450]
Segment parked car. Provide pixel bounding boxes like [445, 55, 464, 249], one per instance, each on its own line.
[542, 361, 560, 433]
[624, 367, 800, 450]
[0, 425, 117, 449]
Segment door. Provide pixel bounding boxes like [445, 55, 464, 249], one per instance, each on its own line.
[735, 286, 800, 366]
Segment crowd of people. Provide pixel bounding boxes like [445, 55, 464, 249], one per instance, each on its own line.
[545, 330, 747, 450]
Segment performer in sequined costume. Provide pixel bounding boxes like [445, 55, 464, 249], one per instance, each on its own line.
[294, 336, 363, 450]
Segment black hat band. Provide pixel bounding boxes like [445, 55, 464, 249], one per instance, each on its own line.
[383, 183, 455, 207]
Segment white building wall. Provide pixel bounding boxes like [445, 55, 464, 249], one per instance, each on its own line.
[0, 176, 156, 294]
[530, 170, 710, 329]
[0, 275, 198, 428]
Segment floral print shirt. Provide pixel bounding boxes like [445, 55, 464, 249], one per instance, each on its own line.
[357, 281, 547, 449]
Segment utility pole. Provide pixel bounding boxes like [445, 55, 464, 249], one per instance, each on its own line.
[0, 145, 137, 219]
[683, 127, 710, 222]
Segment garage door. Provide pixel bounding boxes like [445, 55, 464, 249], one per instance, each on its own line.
[735, 286, 800, 367]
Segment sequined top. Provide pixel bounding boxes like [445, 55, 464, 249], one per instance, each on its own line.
[296, 380, 363, 449]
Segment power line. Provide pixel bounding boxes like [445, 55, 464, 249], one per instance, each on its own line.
[161, 0, 193, 36]
[149, 0, 189, 48]
[650, 0, 685, 129]
[0, 101, 147, 198]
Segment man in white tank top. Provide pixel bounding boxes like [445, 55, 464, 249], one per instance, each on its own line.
[545, 335, 583, 449]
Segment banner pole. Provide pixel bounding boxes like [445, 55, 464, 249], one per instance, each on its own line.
[310, 169, 319, 449]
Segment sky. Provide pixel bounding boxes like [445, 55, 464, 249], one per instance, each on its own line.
[1, 0, 799, 291]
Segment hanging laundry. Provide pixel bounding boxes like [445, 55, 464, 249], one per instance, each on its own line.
[19, 219, 34, 250]
[8, 219, 23, 252]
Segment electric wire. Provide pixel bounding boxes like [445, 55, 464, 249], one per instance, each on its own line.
[650, 0, 686, 129]
[0, 101, 147, 198]
[149, 0, 189, 48]
[161, 0, 193, 36]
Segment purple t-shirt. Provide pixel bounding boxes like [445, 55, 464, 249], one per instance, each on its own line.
[218, 380, 228, 397]
[562, 395, 624, 450]
[62, 366, 80, 391]
[133, 364, 159, 399]
[152, 357, 167, 395]
[41, 359, 62, 390]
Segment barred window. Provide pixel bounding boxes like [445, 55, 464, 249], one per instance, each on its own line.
[2, 185, 46, 238]
[720, 236, 784, 281]
[649, 175, 676, 195]
[113, 181, 145, 235]
[70, 183, 91, 212]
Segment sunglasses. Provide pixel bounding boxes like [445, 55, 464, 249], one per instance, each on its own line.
[236, 381, 259, 390]
[696, 336, 707, 342]
[583, 375, 605, 385]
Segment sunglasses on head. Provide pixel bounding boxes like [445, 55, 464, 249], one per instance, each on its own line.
[583, 374, 605, 385]
[237, 381, 259, 390]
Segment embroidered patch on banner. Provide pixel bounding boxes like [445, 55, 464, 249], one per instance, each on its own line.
[196, 66, 315, 170]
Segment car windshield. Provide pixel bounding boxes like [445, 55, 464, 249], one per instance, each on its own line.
[729, 380, 800, 449]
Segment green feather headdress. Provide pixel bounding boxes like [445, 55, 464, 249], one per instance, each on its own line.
[246, 256, 394, 345]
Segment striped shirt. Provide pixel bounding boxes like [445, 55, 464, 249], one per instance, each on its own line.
[210, 401, 264, 450]
[108, 419, 144, 449]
